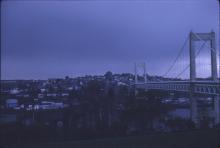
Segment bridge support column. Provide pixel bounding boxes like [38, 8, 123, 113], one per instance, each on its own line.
[189, 32, 196, 82]
[190, 96, 198, 125]
[134, 63, 138, 84]
[214, 95, 220, 125]
[210, 31, 217, 82]
[189, 81, 198, 126]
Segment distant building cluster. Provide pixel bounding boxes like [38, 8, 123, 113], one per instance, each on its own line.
[0, 72, 134, 111]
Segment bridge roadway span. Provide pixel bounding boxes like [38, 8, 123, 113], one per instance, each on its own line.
[134, 81, 220, 95]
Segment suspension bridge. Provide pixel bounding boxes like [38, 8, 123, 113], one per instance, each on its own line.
[134, 31, 220, 125]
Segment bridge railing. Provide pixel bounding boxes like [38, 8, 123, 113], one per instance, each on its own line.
[134, 81, 220, 95]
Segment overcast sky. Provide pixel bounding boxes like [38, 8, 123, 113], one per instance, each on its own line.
[1, 0, 219, 80]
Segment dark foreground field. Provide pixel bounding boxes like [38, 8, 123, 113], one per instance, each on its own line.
[3, 128, 220, 148]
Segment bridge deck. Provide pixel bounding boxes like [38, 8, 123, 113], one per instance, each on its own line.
[134, 81, 220, 95]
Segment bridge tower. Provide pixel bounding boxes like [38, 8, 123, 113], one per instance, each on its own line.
[134, 62, 147, 96]
[189, 31, 219, 125]
[189, 31, 217, 81]
[134, 62, 147, 84]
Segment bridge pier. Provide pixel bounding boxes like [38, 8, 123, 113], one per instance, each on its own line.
[190, 95, 198, 125]
[214, 95, 220, 125]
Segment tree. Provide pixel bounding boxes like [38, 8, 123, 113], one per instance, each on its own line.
[104, 71, 113, 81]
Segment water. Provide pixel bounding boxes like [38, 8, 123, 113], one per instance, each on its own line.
[168, 108, 190, 119]
[167, 107, 214, 119]
[0, 114, 16, 123]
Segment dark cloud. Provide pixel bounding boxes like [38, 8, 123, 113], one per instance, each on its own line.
[1, 0, 219, 79]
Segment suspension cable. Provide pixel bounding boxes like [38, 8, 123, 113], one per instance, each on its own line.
[174, 39, 208, 79]
[162, 35, 189, 77]
[192, 32, 220, 79]
[192, 32, 220, 57]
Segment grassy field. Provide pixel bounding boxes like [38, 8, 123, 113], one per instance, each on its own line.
[4, 129, 220, 148]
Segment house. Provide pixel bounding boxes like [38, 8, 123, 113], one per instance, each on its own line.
[5, 99, 18, 108]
